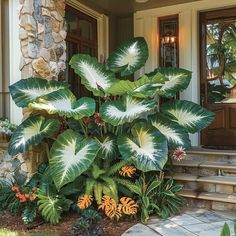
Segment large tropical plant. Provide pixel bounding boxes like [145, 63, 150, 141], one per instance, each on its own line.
[8, 37, 215, 196]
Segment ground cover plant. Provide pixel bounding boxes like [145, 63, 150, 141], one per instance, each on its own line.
[4, 37, 215, 227]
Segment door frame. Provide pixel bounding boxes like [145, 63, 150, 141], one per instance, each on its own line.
[66, 0, 109, 60]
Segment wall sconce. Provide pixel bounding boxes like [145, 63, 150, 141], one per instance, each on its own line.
[159, 16, 178, 67]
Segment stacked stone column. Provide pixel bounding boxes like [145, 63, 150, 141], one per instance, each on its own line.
[19, 0, 67, 80]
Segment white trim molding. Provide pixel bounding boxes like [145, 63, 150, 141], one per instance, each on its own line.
[7, 0, 22, 124]
[66, 0, 109, 59]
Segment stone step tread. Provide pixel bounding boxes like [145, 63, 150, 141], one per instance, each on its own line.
[171, 160, 236, 169]
[179, 189, 236, 203]
[166, 173, 236, 185]
[187, 147, 236, 156]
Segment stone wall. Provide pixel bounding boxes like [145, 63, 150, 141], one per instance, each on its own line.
[19, 0, 67, 80]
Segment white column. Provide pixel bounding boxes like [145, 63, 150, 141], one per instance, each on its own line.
[9, 0, 22, 124]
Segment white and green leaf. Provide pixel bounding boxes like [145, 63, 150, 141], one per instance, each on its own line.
[9, 77, 68, 108]
[29, 89, 96, 120]
[69, 54, 116, 96]
[100, 95, 157, 126]
[117, 122, 168, 172]
[8, 116, 60, 156]
[161, 100, 215, 133]
[96, 135, 117, 159]
[49, 130, 99, 190]
[150, 114, 191, 149]
[106, 37, 149, 77]
[108, 74, 164, 98]
[151, 68, 192, 97]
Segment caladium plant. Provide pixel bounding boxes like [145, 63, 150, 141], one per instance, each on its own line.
[8, 37, 215, 193]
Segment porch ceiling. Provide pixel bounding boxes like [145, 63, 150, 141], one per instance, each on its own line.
[78, 0, 201, 15]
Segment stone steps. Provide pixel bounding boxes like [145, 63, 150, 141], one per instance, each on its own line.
[178, 190, 236, 204]
[168, 147, 236, 211]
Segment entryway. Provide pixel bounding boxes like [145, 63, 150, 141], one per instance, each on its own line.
[200, 7, 236, 147]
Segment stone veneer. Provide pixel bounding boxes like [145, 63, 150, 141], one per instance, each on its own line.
[0, 0, 68, 181]
[19, 0, 67, 80]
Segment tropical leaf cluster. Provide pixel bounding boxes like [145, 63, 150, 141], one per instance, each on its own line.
[98, 195, 138, 220]
[7, 37, 216, 224]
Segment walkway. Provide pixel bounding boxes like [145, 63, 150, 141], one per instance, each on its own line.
[122, 208, 236, 236]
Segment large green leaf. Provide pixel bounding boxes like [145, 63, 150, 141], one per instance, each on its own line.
[96, 135, 117, 159]
[106, 37, 149, 77]
[69, 54, 116, 96]
[9, 77, 68, 108]
[107, 74, 165, 98]
[161, 100, 215, 133]
[29, 89, 96, 120]
[49, 130, 98, 190]
[117, 122, 168, 172]
[149, 68, 192, 97]
[100, 95, 157, 126]
[150, 114, 191, 149]
[8, 116, 59, 156]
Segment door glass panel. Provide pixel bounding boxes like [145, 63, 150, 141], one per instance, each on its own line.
[78, 20, 93, 40]
[205, 20, 236, 104]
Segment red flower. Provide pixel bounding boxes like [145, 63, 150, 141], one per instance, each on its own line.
[172, 146, 186, 161]
[11, 186, 19, 193]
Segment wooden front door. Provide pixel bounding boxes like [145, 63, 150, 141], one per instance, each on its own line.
[200, 7, 236, 147]
[65, 5, 98, 98]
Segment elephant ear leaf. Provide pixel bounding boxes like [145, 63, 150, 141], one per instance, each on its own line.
[9, 77, 68, 108]
[150, 114, 191, 149]
[152, 67, 192, 97]
[49, 130, 98, 190]
[96, 135, 117, 159]
[69, 54, 116, 96]
[29, 89, 96, 120]
[8, 116, 60, 156]
[117, 122, 168, 172]
[161, 100, 215, 133]
[106, 37, 149, 77]
[100, 95, 156, 126]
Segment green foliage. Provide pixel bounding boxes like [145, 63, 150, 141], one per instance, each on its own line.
[22, 207, 37, 224]
[7, 37, 216, 224]
[0, 118, 17, 136]
[155, 177, 185, 219]
[0, 228, 19, 236]
[220, 222, 236, 236]
[70, 208, 103, 236]
[37, 190, 72, 225]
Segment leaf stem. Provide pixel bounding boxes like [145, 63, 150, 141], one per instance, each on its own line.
[79, 120, 88, 138]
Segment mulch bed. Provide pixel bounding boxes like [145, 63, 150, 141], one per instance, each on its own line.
[0, 211, 137, 236]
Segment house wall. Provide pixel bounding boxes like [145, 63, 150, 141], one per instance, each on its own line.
[134, 0, 236, 146]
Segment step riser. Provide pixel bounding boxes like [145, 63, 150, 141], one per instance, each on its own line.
[174, 166, 236, 177]
[185, 198, 236, 212]
[175, 180, 236, 195]
[186, 154, 236, 163]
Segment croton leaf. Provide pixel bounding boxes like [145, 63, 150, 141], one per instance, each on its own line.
[117, 122, 168, 172]
[149, 67, 192, 97]
[107, 74, 164, 98]
[96, 135, 117, 159]
[150, 114, 191, 149]
[8, 116, 60, 156]
[100, 95, 157, 126]
[29, 89, 96, 120]
[69, 54, 116, 96]
[161, 100, 215, 133]
[106, 37, 149, 77]
[9, 77, 68, 108]
[49, 130, 98, 190]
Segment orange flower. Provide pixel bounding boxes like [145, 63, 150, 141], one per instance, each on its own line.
[29, 193, 36, 201]
[119, 166, 136, 177]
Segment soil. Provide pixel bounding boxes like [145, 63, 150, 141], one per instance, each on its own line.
[0, 212, 137, 236]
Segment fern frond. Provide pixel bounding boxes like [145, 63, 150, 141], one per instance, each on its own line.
[114, 177, 142, 196]
[100, 176, 118, 202]
[91, 164, 106, 179]
[85, 179, 96, 195]
[94, 182, 103, 204]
